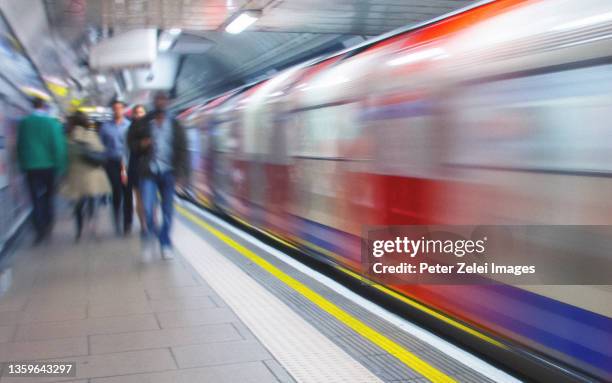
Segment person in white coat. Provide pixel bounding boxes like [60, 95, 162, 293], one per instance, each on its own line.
[62, 112, 111, 240]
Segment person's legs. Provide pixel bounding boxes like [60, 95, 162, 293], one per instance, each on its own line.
[134, 187, 147, 234]
[104, 160, 122, 234]
[25, 170, 45, 241]
[74, 198, 86, 241]
[86, 197, 95, 219]
[140, 176, 159, 238]
[128, 161, 143, 233]
[41, 168, 56, 236]
[86, 197, 99, 238]
[158, 171, 175, 250]
[140, 176, 159, 256]
[123, 179, 133, 234]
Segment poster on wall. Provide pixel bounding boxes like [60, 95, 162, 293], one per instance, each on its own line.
[0, 101, 7, 189]
[0, 15, 46, 96]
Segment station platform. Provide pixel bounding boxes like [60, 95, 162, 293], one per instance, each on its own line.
[0, 200, 519, 383]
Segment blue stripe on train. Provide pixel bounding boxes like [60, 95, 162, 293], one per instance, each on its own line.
[493, 284, 612, 332]
[294, 216, 357, 256]
[291, 216, 612, 375]
[211, 201, 611, 375]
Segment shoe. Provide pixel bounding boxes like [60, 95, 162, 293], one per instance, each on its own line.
[161, 247, 175, 260]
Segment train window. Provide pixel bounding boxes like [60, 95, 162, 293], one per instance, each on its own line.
[447, 65, 612, 175]
[213, 121, 237, 154]
[243, 105, 277, 156]
[364, 96, 439, 178]
[293, 103, 360, 159]
[375, 114, 437, 178]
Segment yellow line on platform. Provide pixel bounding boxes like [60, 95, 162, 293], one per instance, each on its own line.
[336, 267, 506, 349]
[271, 225, 505, 349]
[177, 205, 457, 383]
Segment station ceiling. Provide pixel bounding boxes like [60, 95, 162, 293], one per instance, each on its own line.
[96, 0, 475, 36]
[42, 0, 478, 107]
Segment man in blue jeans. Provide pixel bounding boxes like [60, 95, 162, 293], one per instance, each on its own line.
[138, 92, 188, 259]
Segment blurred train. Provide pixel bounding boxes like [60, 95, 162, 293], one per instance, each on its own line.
[177, 0, 612, 381]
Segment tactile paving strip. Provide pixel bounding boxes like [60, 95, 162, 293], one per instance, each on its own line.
[176, 206, 512, 383]
[175, 221, 383, 383]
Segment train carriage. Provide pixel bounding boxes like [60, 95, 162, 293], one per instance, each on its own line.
[180, 0, 612, 380]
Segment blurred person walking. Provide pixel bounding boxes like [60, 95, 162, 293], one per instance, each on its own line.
[99, 100, 131, 235]
[126, 104, 148, 235]
[17, 97, 66, 244]
[62, 112, 110, 241]
[139, 92, 189, 259]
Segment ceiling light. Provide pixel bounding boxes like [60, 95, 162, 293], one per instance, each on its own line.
[225, 11, 261, 34]
[158, 38, 173, 52]
[95, 74, 107, 84]
[158, 29, 182, 52]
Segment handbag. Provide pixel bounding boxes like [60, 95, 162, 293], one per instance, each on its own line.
[74, 140, 107, 167]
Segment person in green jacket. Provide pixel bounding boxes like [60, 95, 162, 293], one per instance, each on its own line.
[17, 97, 67, 243]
